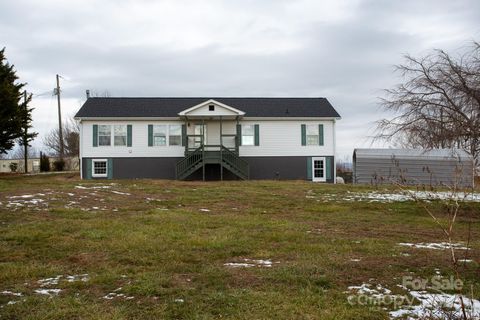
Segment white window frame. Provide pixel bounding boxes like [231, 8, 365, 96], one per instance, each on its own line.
[312, 157, 326, 182]
[92, 159, 108, 178]
[98, 125, 112, 146]
[114, 125, 127, 146]
[242, 124, 255, 146]
[152, 125, 167, 146]
[306, 125, 319, 146]
[169, 124, 182, 146]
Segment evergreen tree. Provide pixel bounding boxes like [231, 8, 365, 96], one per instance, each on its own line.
[18, 91, 38, 173]
[0, 48, 25, 154]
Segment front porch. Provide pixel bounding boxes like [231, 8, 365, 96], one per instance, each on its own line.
[175, 100, 249, 181]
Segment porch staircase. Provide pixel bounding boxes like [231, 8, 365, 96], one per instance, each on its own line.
[175, 145, 249, 180]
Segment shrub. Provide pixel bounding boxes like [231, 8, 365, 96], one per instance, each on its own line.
[53, 159, 65, 171]
[9, 162, 18, 173]
[40, 154, 50, 172]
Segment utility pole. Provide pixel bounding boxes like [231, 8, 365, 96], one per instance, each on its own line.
[55, 74, 64, 159]
[23, 91, 28, 173]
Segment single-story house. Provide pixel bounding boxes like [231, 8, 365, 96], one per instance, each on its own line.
[353, 148, 474, 187]
[74, 97, 341, 181]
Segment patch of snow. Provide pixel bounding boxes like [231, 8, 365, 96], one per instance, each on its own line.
[174, 298, 185, 303]
[347, 281, 480, 319]
[0, 291, 22, 297]
[347, 283, 392, 296]
[224, 258, 279, 268]
[111, 190, 131, 195]
[398, 242, 469, 250]
[38, 275, 62, 287]
[458, 259, 473, 263]
[103, 292, 134, 300]
[38, 274, 89, 287]
[65, 274, 89, 282]
[224, 262, 255, 268]
[390, 291, 480, 319]
[309, 190, 480, 203]
[34, 288, 62, 295]
[199, 208, 210, 212]
[350, 259, 361, 262]
[75, 185, 112, 190]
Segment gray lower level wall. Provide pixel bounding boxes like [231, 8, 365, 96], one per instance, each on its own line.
[82, 156, 335, 182]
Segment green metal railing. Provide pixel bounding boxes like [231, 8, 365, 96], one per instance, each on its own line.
[177, 140, 249, 180]
[175, 145, 203, 180]
[221, 145, 249, 180]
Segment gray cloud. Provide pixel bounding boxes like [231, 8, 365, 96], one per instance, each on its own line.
[1, 0, 479, 158]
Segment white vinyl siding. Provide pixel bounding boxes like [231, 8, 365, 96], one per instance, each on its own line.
[81, 119, 334, 158]
[238, 120, 334, 157]
[82, 121, 185, 158]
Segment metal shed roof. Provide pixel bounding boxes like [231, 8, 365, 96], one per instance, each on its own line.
[353, 148, 472, 161]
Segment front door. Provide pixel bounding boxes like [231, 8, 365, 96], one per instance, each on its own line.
[194, 124, 207, 147]
[312, 157, 326, 182]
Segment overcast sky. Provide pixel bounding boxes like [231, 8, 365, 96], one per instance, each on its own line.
[2, 0, 479, 159]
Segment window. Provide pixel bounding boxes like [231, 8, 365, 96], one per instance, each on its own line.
[92, 159, 108, 178]
[169, 125, 182, 146]
[312, 157, 326, 182]
[114, 125, 127, 146]
[306, 125, 319, 145]
[98, 125, 111, 146]
[209, 105, 215, 111]
[153, 125, 167, 146]
[242, 124, 254, 146]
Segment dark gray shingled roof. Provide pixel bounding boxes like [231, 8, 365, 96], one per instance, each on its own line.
[74, 97, 341, 118]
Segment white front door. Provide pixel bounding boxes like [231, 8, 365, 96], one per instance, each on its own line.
[312, 157, 326, 182]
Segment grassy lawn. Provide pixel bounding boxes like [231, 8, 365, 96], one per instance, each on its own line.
[0, 174, 478, 319]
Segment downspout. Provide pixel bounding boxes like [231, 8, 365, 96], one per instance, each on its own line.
[220, 116, 223, 181]
[79, 120, 83, 179]
[333, 119, 337, 184]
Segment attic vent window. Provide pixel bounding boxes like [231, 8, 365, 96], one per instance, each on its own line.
[209, 105, 215, 111]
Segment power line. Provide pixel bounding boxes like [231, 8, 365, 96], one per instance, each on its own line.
[32, 90, 54, 97]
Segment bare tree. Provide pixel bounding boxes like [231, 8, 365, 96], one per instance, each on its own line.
[43, 116, 79, 157]
[10, 145, 38, 159]
[90, 90, 111, 97]
[376, 41, 480, 166]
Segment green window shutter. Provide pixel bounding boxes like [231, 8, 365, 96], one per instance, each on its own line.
[127, 125, 132, 147]
[254, 124, 260, 146]
[319, 124, 324, 146]
[148, 125, 153, 147]
[107, 158, 113, 179]
[93, 125, 98, 147]
[181, 124, 186, 146]
[326, 156, 332, 180]
[236, 124, 242, 146]
[306, 157, 312, 180]
[85, 159, 92, 179]
[301, 124, 306, 146]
